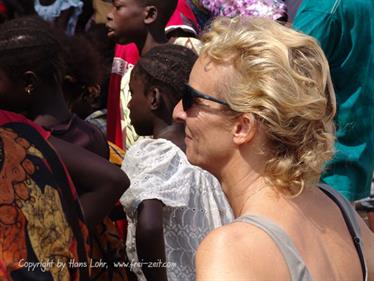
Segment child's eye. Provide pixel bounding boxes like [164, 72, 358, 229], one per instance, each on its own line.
[112, 1, 123, 10]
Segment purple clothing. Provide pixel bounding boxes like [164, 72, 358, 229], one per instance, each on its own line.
[201, 0, 287, 20]
[46, 113, 109, 159]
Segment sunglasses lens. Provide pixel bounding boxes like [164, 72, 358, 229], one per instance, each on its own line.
[182, 86, 192, 111]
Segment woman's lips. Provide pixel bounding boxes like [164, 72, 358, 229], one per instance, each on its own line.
[185, 132, 192, 144]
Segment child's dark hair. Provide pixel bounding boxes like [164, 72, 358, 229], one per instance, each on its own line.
[62, 35, 103, 92]
[0, 16, 65, 85]
[61, 34, 104, 117]
[85, 23, 116, 108]
[133, 44, 198, 103]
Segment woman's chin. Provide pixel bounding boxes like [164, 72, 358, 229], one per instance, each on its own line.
[185, 147, 203, 168]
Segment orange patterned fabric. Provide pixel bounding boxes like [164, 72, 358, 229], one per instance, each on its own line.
[0, 111, 89, 281]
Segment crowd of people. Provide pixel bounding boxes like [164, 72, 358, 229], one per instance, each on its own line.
[0, 0, 373, 281]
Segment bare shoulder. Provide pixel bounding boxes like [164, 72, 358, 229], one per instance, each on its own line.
[195, 221, 290, 281]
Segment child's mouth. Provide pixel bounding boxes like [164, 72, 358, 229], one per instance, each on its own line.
[106, 26, 115, 38]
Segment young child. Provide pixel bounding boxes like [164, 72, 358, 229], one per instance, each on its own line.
[62, 34, 104, 121]
[106, 0, 201, 149]
[120, 44, 234, 281]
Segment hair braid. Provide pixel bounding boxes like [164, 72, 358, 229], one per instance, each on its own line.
[0, 16, 65, 84]
[135, 44, 198, 101]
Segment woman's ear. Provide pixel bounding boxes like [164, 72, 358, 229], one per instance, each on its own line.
[147, 86, 161, 111]
[22, 71, 39, 95]
[232, 113, 257, 145]
[144, 6, 158, 24]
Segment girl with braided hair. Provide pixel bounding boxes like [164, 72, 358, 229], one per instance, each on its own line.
[0, 16, 131, 280]
[119, 44, 233, 281]
[0, 16, 109, 159]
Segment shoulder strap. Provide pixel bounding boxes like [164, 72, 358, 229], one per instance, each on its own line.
[234, 215, 313, 281]
[318, 183, 368, 281]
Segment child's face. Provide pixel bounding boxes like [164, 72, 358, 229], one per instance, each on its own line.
[128, 71, 153, 136]
[106, 0, 146, 44]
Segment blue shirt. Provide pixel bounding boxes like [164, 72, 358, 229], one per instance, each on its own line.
[293, 0, 374, 200]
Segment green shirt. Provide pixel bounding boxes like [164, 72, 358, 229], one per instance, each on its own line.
[293, 0, 374, 200]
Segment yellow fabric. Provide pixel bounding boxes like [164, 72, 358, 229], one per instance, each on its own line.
[108, 141, 125, 166]
[21, 184, 73, 281]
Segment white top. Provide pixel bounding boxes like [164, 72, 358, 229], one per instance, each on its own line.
[120, 138, 234, 281]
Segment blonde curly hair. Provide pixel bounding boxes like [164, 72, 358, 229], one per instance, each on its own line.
[201, 16, 336, 195]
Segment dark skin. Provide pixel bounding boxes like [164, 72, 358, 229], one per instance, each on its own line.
[20, 71, 109, 159]
[105, 2, 184, 277]
[129, 70, 185, 280]
[106, 0, 176, 55]
[49, 135, 129, 228]
[0, 70, 121, 228]
[24, 73, 72, 129]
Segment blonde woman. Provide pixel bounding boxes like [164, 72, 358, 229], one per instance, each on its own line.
[173, 17, 374, 281]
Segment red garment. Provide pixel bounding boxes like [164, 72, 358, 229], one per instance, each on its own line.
[106, 43, 139, 148]
[106, 0, 200, 148]
[0, 1, 7, 15]
[166, 0, 200, 35]
[106, 1, 200, 237]
[0, 110, 89, 281]
[0, 110, 50, 139]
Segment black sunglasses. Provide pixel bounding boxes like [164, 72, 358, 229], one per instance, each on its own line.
[182, 84, 230, 111]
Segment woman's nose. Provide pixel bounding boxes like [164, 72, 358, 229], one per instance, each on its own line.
[173, 100, 186, 123]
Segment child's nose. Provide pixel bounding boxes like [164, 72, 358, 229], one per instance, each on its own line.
[107, 8, 114, 21]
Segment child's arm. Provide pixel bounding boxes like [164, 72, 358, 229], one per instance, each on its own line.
[136, 199, 168, 281]
[49, 135, 129, 228]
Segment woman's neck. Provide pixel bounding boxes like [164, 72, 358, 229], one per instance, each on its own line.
[217, 148, 271, 218]
[225, 170, 270, 218]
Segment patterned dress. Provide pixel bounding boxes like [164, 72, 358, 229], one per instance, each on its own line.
[0, 110, 89, 281]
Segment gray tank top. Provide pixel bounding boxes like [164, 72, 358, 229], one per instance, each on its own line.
[233, 184, 368, 281]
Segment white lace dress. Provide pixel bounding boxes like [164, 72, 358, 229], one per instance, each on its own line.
[120, 138, 234, 281]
